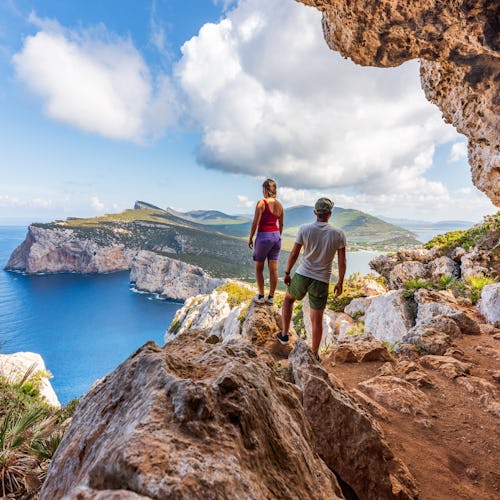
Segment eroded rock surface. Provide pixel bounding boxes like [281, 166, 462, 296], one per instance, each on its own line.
[298, 0, 500, 205]
[41, 335, 344, 500]
[130, 250, 225, 301]
[5, 225, 135, 274]
[290, 340, 418, 500]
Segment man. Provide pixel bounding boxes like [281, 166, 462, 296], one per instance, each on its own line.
[276, 197, 346, 360]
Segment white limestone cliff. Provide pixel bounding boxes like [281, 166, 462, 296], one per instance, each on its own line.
[130, 251, 225, 302]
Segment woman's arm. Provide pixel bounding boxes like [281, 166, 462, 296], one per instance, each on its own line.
[248, 200, 264, 248]
[278, 202, 284, 235]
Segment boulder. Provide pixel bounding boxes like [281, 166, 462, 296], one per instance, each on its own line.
[364, 291, 414, 343]
[479, 283, 500, 326]
[41, 335, 344, 500]
[290, 340, 418, 500]
[358, 376, 431, 416]
[419, 355, 472, 379]
[389, 261, 428, 289]
[344, 296, 372, 318]
[0, 352, 60, 407]
[428, 256, 459, 280]
[402, 315, 462, 355]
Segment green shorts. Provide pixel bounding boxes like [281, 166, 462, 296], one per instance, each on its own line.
[288, 273, 329, 310]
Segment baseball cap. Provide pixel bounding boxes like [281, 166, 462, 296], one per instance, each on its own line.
[314, 197, 334, 214]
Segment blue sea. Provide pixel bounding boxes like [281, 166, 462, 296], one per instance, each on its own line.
[0, 226, 182, 404]
[0, 226, 381, 405]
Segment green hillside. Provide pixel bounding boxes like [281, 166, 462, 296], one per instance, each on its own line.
[38, 203, 287, 279]
[171, 204, 419, 248]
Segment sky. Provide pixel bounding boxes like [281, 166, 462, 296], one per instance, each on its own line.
[0, 0, 496, 225]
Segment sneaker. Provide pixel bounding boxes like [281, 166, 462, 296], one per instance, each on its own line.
[276, 331, 289, 344]
[265, 295, 274, 305]
[315, 354, 321, 363]
[253, 294, 265, 304]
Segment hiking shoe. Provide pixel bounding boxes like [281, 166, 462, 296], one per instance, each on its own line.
[276, 332, 289, 344]
[253, 294, 265, 304]
[315, 354, 321, 363]
[265, 295, 274, 305]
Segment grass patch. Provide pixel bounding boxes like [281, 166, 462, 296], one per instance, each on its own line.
[216, 282, 255, 308]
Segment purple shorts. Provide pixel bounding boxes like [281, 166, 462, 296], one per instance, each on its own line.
[253, 231, 281, 262]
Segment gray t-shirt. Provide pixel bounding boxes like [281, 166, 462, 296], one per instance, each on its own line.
[295, 221, 346, 284]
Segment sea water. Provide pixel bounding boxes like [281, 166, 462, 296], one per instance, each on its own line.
[0, 227, 382, 404]
[0, 227, 182, 404]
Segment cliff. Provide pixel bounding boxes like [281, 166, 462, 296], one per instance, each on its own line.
[298, 0, 500, 206]
[130, 250, 226, 301]
[5, 225, 135, 274]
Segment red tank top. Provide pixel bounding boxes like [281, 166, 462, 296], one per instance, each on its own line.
[258, 199, 279, 232]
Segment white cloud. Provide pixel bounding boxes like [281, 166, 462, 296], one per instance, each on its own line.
[236, 194, 254, 208]
[176, 0, 457, 196]
[90, 196, 105, 212]
[278, 185, 496, 222]
[0, 194, 53, 208]
[12, 14, 178, 142]
[449, 141, 468, 162]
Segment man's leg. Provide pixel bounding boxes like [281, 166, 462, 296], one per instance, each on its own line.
[309, 307, 325, 357]
[254, 261, 265, 296]
[267, 259, 278, 297]
[281, 292, 295, 336]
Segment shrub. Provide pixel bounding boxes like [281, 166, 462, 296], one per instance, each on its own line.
[402, 277, 432, 299]
[216, 282, 254, 308]
[465, 274, 496, 304]
[0, 370, 78, 498]
[327, 272, 381, 312]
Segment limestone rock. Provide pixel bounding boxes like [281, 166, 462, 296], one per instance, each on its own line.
[358, 375, 431, 416]
[0, 352, 60, 407]
[344, 296, 372, 318]
[428, 256, 460, 280]
[364, 291, 414, 343]
[166, 289, 242, 341]
[302, 299, 338, 348]
[290, 340, 418, 500]
[478, 283, 500, 326]
[41, 336, 344, 500]
[5, 225, 135, 274]
[333, 336, 394, 363]
[299, 0, 500, 205]
[130, 250, 225, 301]
[389, 261, 428, 289]
[402, 315, 462, 355]
[419, 355, 472, 379]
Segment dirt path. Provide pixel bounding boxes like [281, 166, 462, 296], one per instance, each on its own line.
[325, 330, 499, 499]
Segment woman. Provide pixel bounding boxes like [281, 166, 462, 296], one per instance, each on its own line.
[248, 179, 284, 304]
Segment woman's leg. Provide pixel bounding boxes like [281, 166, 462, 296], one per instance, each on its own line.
[255, 261, 265, 296]
[268, 259, 278, 297]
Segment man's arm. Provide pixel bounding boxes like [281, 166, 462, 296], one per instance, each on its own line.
[284, 242, 302, 286]
[334, 247, 346, 297]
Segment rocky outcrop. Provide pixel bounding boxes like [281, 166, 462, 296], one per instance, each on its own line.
[479, 283, 500, 326]
[130, 251, 225, 301]
[290, 340, 418, 499]
[298, 0, 500, 206]
[5, 225, 135, 274]
[0, 352, 60, 407]
[364, 291, 414, 343]
[40, 335, 344, 499]
[166, 288, 245, 341]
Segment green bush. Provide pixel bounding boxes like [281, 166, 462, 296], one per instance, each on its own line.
[0, 371, 78, 498]
[464, 274, 496, 304]
[216, 282, 254, 308]
[403, 277, 433, 299]
[327, 272, 384, 312]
